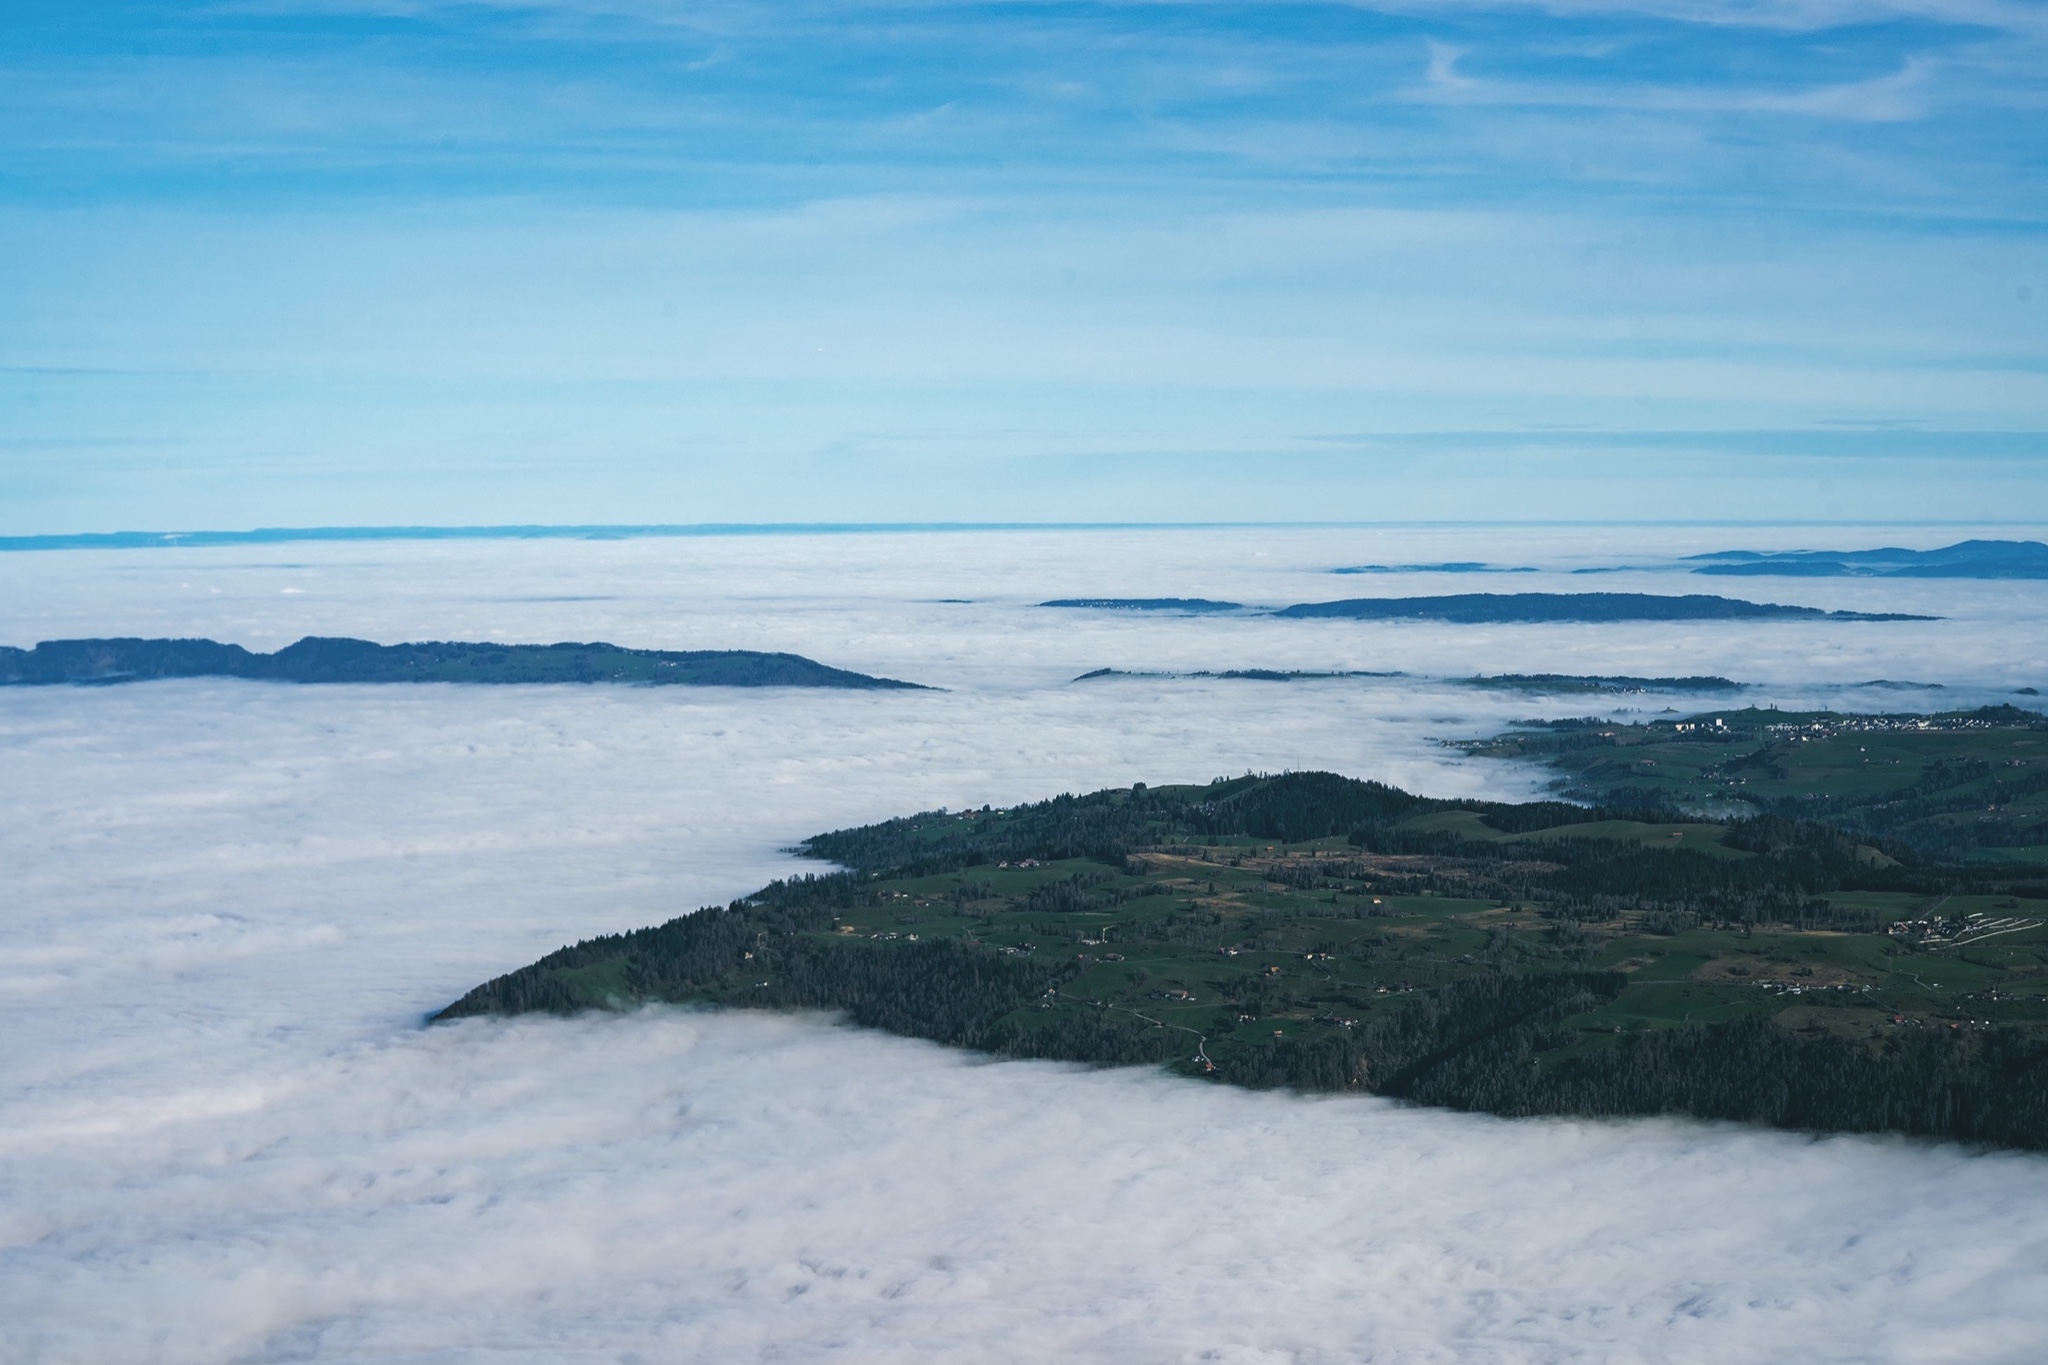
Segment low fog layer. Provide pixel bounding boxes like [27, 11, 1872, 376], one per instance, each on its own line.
[3, 528, 2046, 1362]
[12, 1007, 2048, 1363]
[2, 525, 2045, 697]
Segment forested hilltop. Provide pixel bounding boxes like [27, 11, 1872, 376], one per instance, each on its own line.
[1272, 592, 1930, 622]
[1036, 592, 1933, 622]
[0, 636, 924, 688]
[1689, 538, 2048, 579]
[440, 743, 2048, 1150]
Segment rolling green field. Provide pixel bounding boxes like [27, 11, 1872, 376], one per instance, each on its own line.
[766, 832, 2048, 1063]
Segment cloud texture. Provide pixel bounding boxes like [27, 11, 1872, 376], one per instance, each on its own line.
[3, 526, 2045, 696]
[13, 1008, 2048, 1363]
[3, 0, 2044, 528]
[2, 528, 2047, 1362]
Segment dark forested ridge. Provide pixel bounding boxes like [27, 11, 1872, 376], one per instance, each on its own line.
[1690, 538, 2048, 579]
[1465, 673, 1741, 694]
[440, 758, 2048, 1150]
[1331, 562, 1532, 575]
[1273, 592, 1931, 623]
[1073, 668, 1404, 683]
[0, 636, 925, 688]
[1041, 598, 1244, 612]
[1038, 592, 1930, 623]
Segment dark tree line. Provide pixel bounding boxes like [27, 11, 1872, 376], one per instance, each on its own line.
[1212, 975, 2048, 1150]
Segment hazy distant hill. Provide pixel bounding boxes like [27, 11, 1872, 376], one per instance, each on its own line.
[1691, 539, 2048, 579]
[1041, 598, 1244, 612]
[1069, 669, 1736, 692]
[1465, 673, 1742, 693]
[1073, 668, 1403, 682]
[1273, 593, 1931, 623]
[0, 637, 926, 689]
[1331, 562, 1535, 574]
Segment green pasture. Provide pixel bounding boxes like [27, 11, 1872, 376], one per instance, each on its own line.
[806, 827, 2048, 1077]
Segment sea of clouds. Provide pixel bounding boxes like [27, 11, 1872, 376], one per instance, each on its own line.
[4, 525, 2048, 1363]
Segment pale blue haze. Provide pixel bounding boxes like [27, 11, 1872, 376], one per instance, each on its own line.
[2, 0, 2044, 530]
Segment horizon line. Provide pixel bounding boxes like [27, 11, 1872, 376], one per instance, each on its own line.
[4, 520, 2047, 552]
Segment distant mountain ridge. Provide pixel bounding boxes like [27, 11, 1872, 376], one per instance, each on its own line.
[1690, 539, 2048, 579]
[0, 637, 925, 689]
[1041, 592, 1930, 623]
[1330, 562, 1536, 574]
[1071, 669, 1738, 692]
[0, 523, 1153, 552]
[1041, 598, 1244, 612]
[1073, 668, 1403, 682]
[1273, 593, 1931, 623]
[1468, 673, 1741, 693]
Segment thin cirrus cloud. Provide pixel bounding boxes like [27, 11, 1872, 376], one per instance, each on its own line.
[7, 0, 2037, 215]
[0, 0, 2042, 530]
[1417, 39, 1939, 120]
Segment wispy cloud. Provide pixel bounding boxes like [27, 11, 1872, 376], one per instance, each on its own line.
[0, 0, 2043, 527]
[1425, 38, 1482, 90]
[1413, 37, 1939, 120]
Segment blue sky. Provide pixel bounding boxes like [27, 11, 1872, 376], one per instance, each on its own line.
[2, 0, 2044, 531]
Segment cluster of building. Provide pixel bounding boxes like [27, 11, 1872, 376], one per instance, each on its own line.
[1659, 712, 2030, 743]
[1750, 980, 1872, 996]
[1888, 910, 2044, 948]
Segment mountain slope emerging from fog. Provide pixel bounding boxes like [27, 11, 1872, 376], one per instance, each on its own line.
[1691, 539, 2048, 579]
[1273, 592, 1932, 622]
[1466, 705, 2048, 861]
[0, 637, 926, 688]
[442, 755, 2048, 1151]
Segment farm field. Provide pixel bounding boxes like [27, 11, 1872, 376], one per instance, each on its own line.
[788, 837, 2048, 1061]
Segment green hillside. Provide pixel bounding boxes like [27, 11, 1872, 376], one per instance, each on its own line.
[1466, 705, 2048, 862]
[439, 770, 2048, 1150]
